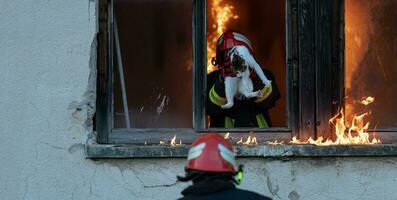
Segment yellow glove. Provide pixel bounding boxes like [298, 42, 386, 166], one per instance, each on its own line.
[255, 84, 273, 103]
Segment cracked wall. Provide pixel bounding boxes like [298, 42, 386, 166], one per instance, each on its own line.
[1, 1, 397, 200]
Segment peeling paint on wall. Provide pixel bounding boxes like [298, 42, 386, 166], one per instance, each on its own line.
[68, 35, 97, 137]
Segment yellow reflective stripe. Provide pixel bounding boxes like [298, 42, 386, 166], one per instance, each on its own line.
[256, 114, 264, 128]
[255, 85, 273, 103]
[261, 113, 269, 128]
[256, 113, 269, 128]
[225, 117, 234, 128]
[209, 85, 226, 107]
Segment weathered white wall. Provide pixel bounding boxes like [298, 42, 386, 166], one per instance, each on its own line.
[1, 1, 397, 200]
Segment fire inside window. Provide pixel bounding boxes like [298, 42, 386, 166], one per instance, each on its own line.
[293, 0, 397, 145]
[345, 0, 397, 129]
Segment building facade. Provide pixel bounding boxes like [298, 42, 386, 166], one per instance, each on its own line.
[1, 1, 397, 200]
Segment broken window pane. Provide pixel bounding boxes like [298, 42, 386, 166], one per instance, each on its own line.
[206, 0, 286, 127]
[114, 0, 193, 128]
[345, 0, 397, 128]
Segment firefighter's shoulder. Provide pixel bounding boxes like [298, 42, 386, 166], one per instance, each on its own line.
[226, 188, 272, 200]
[178, 188, 272, 200]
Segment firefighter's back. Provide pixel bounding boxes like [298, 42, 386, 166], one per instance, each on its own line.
[179, 187, 272, 200]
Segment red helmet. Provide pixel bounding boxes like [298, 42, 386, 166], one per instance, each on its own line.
[214, 30, 253, 67]
[185, 132, 236, 173]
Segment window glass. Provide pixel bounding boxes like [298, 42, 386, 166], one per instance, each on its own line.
[345, 0, 397, 128]
[206, 0, 286, 127]
[114, 0, 193, 128]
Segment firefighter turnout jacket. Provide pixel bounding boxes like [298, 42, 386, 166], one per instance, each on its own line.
[178, 178, 272, 200]
[207, 69, 280, 128]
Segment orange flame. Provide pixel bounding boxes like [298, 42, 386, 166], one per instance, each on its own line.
[159, 135, 183, 146]
[266, 140, 284, 145]
[345, 1, 370, 95]
[344, 1, 383, 122]
[207, 0, 239, 73]
[361, 96, 375, 106]
[224, 132, 230, 139]
[237, 136, 258, 145]
[290, 97, 381, 146]
[170, 135, 177, 147]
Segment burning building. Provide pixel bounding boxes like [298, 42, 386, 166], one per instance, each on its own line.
[2, 0, 397, 199]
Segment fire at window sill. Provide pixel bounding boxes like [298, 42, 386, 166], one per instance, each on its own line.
[85, 134, 397, 158]
[87, 100, 397, 158]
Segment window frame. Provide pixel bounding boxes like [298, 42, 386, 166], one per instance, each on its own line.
[96, 0, 303, 145]
[91, 0, 397, 159]
[96, 0, 397, 146]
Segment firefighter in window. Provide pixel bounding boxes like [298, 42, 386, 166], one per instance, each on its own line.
[207, 30, 280, 128]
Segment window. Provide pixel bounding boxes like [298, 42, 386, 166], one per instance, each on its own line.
[344, 0, 397, 142]
[94, 0, 395, 154]
[113, 0, 193, 129]
[96, 0, 300, 145]
[87, 0, 397, 157]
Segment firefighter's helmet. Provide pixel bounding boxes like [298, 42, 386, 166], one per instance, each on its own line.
[185, 132, 236, 173]
[214, 30, 253, 68]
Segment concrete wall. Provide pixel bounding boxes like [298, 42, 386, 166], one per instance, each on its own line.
[1, 1, 396, 200]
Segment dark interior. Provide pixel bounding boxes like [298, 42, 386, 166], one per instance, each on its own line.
[114, 0, 193, 128]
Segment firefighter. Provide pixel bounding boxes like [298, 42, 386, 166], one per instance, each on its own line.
[207, 30, 280, 128]
[177, 132, 272, 200]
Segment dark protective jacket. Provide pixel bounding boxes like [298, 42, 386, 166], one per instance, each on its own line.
[207, 69, 280, 128]
[178, 179, 272, 200]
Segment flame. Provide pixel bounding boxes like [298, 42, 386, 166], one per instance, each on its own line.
[266, 140, 284, 145]
[170, 135, 177, 147]
[345, 1, 370, 96]
[224, 132, 230, 139]
[207, 0, 239, 73]
[290, 99, 381, 146]
[361, 96, 375, 106]
[237, 97, 381, 146]
[237, 136, 258, 145]
[344, 1, 385, 122]
[159, 135, 183, 146]
[290, 136, 307, 145]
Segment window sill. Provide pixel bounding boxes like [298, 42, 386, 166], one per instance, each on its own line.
[85, 137, 397, 158]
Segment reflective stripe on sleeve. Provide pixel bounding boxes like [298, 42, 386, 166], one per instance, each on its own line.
[224, 117, 235, 128]
[209, 85, 227, 107]
[255, 85, 273, 103]
[256, 113, 269, 128]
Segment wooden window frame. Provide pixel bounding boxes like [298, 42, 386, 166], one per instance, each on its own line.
[97, 0, 396, 146]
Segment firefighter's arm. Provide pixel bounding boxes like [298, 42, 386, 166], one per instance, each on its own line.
[252, 70, 281, 110]
[207, 71, 227, 118]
